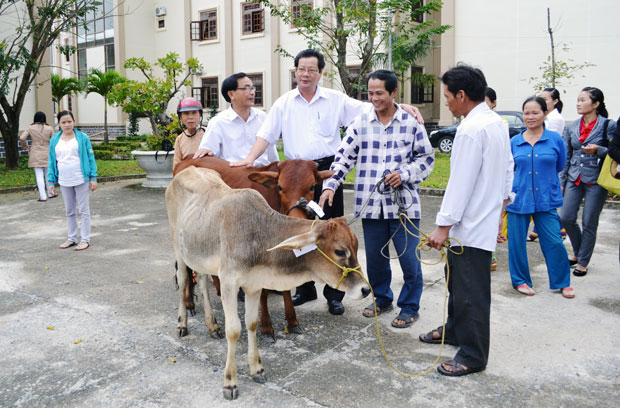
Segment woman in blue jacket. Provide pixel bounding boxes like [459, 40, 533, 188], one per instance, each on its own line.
[47, 111, 98, 251]
[559, 87, 616, 276]
[507, 97, 573, 298]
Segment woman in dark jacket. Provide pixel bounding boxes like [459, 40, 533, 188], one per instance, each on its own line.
[559, 87, 616, 276]
[608, 118, 620, 163]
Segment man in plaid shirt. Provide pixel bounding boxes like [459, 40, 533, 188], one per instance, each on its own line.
[319, 70, 434, 328]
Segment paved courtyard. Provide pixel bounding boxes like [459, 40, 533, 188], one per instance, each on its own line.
[1, 179, 619, 407]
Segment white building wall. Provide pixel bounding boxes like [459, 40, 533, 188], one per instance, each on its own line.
[453, 0, 620, 121]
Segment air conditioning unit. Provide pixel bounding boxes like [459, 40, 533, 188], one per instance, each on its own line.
[155, 6, 167, 17]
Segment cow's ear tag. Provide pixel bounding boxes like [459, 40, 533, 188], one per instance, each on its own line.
[293, 244, 317, 257]
[307, 200, 325, 218]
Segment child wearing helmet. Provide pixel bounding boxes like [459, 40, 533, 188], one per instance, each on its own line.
[173, 97, 205, 171]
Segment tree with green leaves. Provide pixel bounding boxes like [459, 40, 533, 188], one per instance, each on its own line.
[50, 73, 83, 114]
[108, 52, 202, 137]
[256, 0, 450, 98]
[0, 0, 100, 169]
[84, 68, 125, 144]
[374, 30, 439, 101]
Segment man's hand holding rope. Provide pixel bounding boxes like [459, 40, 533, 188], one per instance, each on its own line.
[427, 225, 452, 250]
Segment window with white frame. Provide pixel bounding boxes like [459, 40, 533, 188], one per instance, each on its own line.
[242, 3, 264, 35]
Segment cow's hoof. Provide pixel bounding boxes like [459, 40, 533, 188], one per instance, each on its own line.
[252, 369, 266, 384]
[287, 326, 303, 335]
[210, 328, 224, 339]
[177, 327, 188, 337]
[261, 333, 276, 343]
[187, 307, 196, 317]
[222, 385, 238, 400]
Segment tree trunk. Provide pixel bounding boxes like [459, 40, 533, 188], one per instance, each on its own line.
[103, 97, 109, 144]
[547, 8, 556, 88]
[334, 2, 355, 97]
[149, 116, 161, 137]
[0, 104, 20, 169]
[0, 122, 20, 170]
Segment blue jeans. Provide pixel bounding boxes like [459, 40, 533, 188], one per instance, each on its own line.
[362, 218, 423, 315]
[507, 210, 570, 290]
[560, 182, 608, 267]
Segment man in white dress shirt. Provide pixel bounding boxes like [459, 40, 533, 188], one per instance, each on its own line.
[231, 49, 423, 316]
[421, 64, 514, 377]
[193, 73, 278, 164]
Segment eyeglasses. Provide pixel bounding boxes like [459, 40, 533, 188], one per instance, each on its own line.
[236, 85, 256, 92]
[296, 67, 320, 75]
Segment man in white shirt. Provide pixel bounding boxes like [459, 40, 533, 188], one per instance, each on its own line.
[421, 64, 514, 377]
[231, 48, 423, 316]
[193, 73, 278, 164]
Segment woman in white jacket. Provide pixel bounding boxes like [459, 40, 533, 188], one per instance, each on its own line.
[542, 87, 565, 135]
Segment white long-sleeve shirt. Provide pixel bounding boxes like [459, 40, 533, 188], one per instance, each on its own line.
[256, 86, 368, 160]
[436, 102, 514, 252]
[199, 107, 278, 166]
[544, 108, 565, 136]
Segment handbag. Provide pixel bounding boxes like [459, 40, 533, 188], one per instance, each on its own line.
[597, 155, 620, 195]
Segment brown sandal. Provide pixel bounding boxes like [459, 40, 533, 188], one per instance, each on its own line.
[419, 326, 458, 346]
[437, 359, 485, 377]
[59, 241, 77, 249]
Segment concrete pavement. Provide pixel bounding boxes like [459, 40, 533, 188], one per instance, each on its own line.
[1, 179, 619, 407]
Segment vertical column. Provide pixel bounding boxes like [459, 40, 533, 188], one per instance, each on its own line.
[437, 0, 455, 126]
[269, 0, 281, 108]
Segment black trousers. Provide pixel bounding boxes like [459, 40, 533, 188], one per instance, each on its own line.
[295, 155, 345, 302]
[443, 246, 492, 368]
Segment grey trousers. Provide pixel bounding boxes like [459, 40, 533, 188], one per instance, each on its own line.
[560, 182, 608, 267]
[60, 182, 91, 243]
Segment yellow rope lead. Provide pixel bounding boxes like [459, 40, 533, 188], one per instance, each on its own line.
[313, 215, 463, 378]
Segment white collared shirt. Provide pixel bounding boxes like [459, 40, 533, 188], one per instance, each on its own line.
[257, 85, 368, 160]
[544, 108, 565, 136]
[199, 107, 278, 166]
[436, 102, 515, 252]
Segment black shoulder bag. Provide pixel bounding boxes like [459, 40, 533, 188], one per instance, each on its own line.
[155, 138, 174, 163]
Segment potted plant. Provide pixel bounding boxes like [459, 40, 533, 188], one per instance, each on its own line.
[108, 52, 202, 187]
[132, 120, 179, 188]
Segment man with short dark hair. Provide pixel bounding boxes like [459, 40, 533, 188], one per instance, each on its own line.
[232, 49, 423, 316]
[319, 69, 434, 327]
[193, 73, 278, 165]
[421, 64, 514, 377]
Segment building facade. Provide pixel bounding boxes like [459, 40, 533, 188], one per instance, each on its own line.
[11, 0, 620, 138]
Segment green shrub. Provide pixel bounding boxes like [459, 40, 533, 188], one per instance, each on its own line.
[95, 150, 114, 160]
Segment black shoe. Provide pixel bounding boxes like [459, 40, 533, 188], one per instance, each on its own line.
[292, 291, 317, 306]
[573, 268, 587, 277]
[569, 258, 578, 267]
[327, 300, 345, 315]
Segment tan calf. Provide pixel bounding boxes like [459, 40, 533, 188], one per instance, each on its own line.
[165, 167, 369, 400]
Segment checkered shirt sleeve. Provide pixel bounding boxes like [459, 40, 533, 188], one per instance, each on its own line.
[323, 107, 434, 219]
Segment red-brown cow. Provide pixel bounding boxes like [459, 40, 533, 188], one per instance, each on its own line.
[173, 156, 332, 342]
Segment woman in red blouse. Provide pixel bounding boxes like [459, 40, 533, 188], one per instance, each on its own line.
[559, 87, 616, 276]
